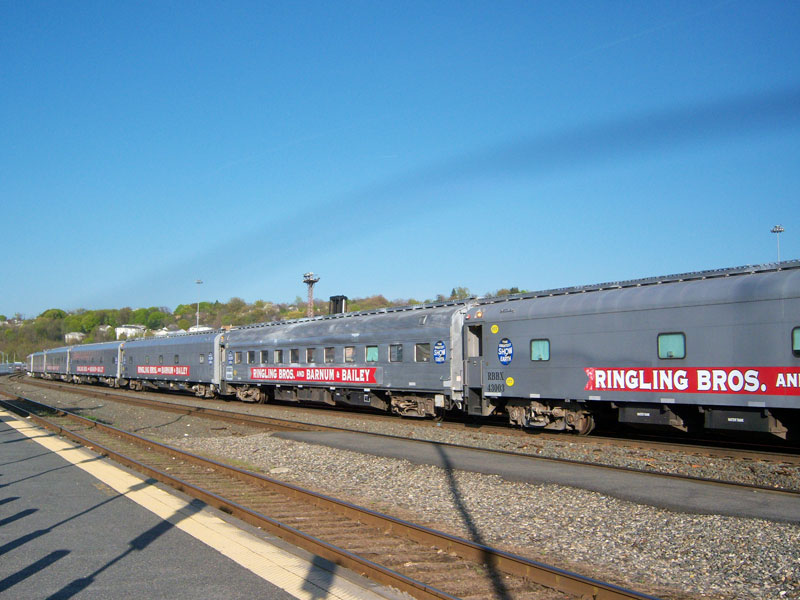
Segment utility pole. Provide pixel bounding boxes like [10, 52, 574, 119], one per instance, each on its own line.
[196, 279, 203, 329]
[303, 272, 320, 318]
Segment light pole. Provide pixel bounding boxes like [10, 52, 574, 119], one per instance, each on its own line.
[195, 279, 203, 329]
[771, 225, 784, 263]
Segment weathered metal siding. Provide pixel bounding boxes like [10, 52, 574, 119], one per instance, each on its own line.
[44, 347, 70, 374]
[470, 266, 800, 409]
[123, 333, 217, 383]
[223, 304, 465, 394]
[69, 341, 123, 378]
[30, 352, 45, 373]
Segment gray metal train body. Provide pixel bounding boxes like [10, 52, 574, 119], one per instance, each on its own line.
[29, 346, 71, 378]
[462, 262, 800, 436]
[122, 332, 222, 396]
[28, 333, 223, 396]
[28, 342, 122, 384]
[0, 362, 24, 375]
[25, 261, 800, 437]
[69, 341, 123, 385]
[219, 303, 465, 416]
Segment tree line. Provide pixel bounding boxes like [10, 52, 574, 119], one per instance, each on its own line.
[0, 285, 526, 361]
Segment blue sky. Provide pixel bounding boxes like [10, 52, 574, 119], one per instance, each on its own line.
[2, 1, 799, 318]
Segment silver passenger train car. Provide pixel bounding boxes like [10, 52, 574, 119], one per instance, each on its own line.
[27, 261, 800, 438]
[220, 302, 464, 416]
[121, 331, 222, 397]
[461, 262, 800, 437]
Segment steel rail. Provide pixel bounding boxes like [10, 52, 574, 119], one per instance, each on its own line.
[10, 378, 800, 496]
[1, 394, 662, 600]
[14, 374, 800, 460]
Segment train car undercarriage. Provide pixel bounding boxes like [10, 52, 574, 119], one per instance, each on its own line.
[222, 383, 444, 418]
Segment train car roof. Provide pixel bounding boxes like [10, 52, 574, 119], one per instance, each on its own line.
[474, 260, 800, 317]
[225, 301, 465, 344]
[70, 341, 122, 352]
[122, 330, 221, 348]
[214, 261, 800, 339]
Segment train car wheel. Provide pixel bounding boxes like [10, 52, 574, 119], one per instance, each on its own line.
[574, 414, 595, 435]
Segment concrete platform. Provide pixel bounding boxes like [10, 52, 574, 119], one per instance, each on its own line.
[0, 409, 398, 600]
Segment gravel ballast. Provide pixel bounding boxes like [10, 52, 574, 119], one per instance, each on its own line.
[6, 380, 800, 600]
[170, 432, 800, 600]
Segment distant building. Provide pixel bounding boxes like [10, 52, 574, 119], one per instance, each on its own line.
[188, 325, 214, 333]
[153, 325, 183, 337]
[65, 331, 86, 344]
[115, 324, 146, 339]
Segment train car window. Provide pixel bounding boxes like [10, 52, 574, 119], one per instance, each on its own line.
[324, 347, 335, 363]
[234, 351, 242, 364]
[174, 354, 179, 364]
[247, 351, 255, 364]
[290, 349, 300, 363]
[366, 345, 379, 362]
[658, 333, 685, 359]
[390, 344, 403, 362]
[260, 350, 269, 363]
[466, 325, 483, 357]
[793, 328, 800, 357]
[199, 354, 205, 364]
[415, 343, 431, 362]
[530, 339, 550, 361]
[275, 349, 284, 363]
[344, 346, 355, 363]
[306, 348, 316, 363]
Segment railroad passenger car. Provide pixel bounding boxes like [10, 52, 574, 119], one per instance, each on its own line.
[123, 331, 221, 397]
[23, 260, 800, 438]
[219, 302, 466, 416]
[29, 351, 46, 375]
[30, 346, 71, 380]
[0, 362, 23, 375]
[464, 262, 800, 436]
[68, 341, 123, 386]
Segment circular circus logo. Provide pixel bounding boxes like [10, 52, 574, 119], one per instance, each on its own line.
[433, 341, 447, 364]
[498, 338, 513, 365]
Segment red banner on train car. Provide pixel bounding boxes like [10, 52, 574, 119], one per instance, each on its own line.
[136, 365, 191, 376]
[585, 367, 800, 395]
[250, 367, 377, 384]
[76, 365, 105, 374]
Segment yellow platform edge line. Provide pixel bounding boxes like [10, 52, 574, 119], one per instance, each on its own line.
[0, 409, 387, 600]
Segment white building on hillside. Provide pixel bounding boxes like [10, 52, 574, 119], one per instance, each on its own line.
[65, 331, 86, 344]
[115, 324, 146, 339]
[188, 325, 214, 333]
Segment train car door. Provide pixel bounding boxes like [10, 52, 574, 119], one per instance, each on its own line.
[117, 344, 125, 380]
[212, 333, 228, 392]
[463, 324, 487, 415]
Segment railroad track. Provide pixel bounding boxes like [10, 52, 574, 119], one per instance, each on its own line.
[0, 394, 662, 600]
[7, 376, 800, 495]
[10, 373, 799, 460]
